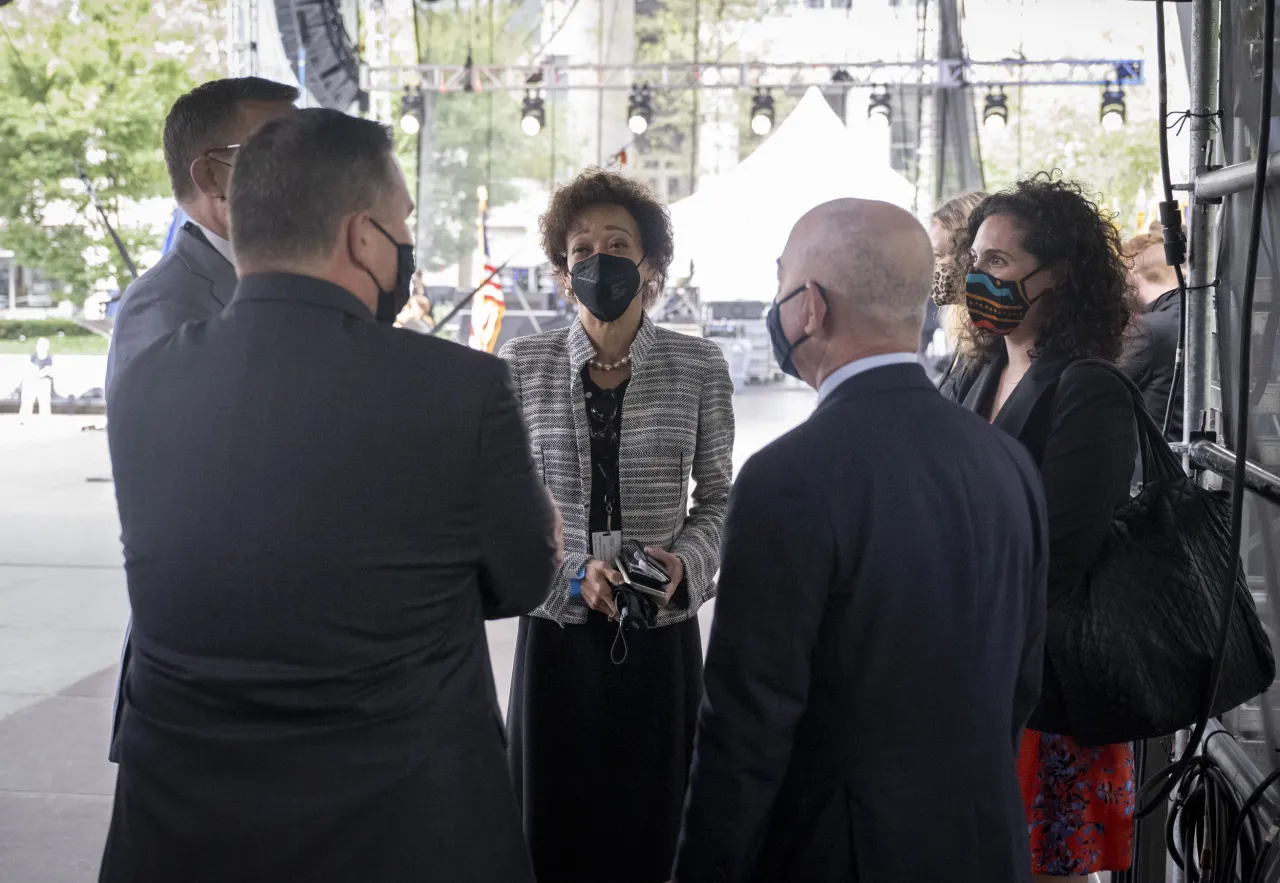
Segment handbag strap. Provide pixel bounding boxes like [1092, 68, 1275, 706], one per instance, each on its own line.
[1070, 358, 1185, 484]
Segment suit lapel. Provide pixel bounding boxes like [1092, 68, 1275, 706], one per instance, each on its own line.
[991, 350, 1073, 440]
[566, 321, 596, 521]
[960, 351, 1003, 415]
[178, 225, 237, 308]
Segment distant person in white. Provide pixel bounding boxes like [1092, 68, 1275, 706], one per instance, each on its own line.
[19, 337, 54, 422]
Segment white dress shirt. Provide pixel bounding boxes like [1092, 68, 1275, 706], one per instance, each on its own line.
[816, 352, 919, 404]
[193, 222, 235, 267]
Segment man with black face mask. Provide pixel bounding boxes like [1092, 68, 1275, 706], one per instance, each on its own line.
[676, 199, 1047, 883]
[101, 109, 558, 883]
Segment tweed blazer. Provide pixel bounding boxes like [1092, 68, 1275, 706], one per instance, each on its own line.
[500, 314, 734, 627]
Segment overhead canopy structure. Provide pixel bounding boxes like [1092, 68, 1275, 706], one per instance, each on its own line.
[668, 86, 914, 303]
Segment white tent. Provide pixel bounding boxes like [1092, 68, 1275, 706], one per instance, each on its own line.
[668, 86, 915, 303]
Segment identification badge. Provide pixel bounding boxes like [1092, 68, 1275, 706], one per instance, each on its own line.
[591, 530, 623, 563]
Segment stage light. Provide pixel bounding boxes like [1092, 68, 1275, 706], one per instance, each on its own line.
[628, 84, 652, 136]
[399, 88, 423, 135]
[1100, 83, 1126, 132]
[983, 89, 1008, 131]
[867, 86, 892, 128]
[521, 92, 545, 136]
[750, 90, 775, 137]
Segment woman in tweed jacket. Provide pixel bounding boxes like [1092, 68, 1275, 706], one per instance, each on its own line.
[501, 169, 734, 883]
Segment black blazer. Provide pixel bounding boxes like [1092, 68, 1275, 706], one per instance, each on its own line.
[958, 349, 1139, 606]
[101, 274, 557, 883]
[955, 349, 1139, 732]
[674, 364, 1049, 883]
[1123, 289, 1183, 442]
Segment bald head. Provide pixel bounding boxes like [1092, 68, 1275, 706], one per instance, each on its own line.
[779, 198, 932, 343]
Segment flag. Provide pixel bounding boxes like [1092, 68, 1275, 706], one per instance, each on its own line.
[469, 186, 505, 353]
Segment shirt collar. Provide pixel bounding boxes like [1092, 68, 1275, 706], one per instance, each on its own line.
[193, 222, 235, 267]
[817, 352, 919, 404]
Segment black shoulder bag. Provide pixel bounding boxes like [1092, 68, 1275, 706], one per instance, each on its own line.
[1029, 359, 1275, 746]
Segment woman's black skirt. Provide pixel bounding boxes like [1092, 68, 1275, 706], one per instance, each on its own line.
[507, 611, 703, 883]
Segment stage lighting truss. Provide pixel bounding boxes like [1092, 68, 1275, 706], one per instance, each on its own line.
[867, 86, 892, 128]
[521, 91, 546, 136]
[364, 59, 1145, 95]
[983, 88, 1009, 130]
[750, 90, 775, 137]
[399, 88, 424, 135]
[628, 84, 653, 136]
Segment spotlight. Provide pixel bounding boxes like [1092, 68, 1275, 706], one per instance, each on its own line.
[399, 88, 423, 135]
[627, 84, 652, 136]
[983, 89, 1008, 130]
[750, 90, 775, 137]
[867, 85, 892, 128]
[521, 91, 545, 137]
[1100, 83, 1126, 132]
[831, 68, 853, 85]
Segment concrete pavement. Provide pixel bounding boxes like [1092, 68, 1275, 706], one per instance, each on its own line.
[0, 385, 816, 882]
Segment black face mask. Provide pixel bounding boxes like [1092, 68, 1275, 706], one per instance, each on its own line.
[570, 253, 644, 323]
[766, 283, 827, 379]
[364, 219, 415, 324]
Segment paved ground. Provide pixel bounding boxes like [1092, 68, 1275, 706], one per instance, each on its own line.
[0, 384, 816, 883]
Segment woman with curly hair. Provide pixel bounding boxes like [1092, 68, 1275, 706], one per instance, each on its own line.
[944, 173, 1139, 880]
[500, 168, 734, 883]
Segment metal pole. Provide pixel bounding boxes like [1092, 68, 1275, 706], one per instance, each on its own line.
[415, 90, 435, 267]
[1196, 151, 1280, 201]
[690, 0, 701, 194]
[1183, 0, 1219, 464]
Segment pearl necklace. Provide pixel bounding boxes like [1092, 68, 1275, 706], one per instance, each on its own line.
[589, 354, 631, 371]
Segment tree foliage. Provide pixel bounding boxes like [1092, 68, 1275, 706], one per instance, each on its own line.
[0, 0, 222, 301]
[635, 0, 761, 171]
[980, 85, 1162, 235]
[408, 2, 561, 271]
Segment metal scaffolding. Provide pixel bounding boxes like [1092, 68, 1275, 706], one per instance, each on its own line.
[363, 58, 1145, 95]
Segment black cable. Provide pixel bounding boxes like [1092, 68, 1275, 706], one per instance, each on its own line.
[1155, 0, 1188, 439]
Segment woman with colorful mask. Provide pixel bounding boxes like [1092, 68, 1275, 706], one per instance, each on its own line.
[943, 174, 1139, 881]
[500, 169, 734, 883]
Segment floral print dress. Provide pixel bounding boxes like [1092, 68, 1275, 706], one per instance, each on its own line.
[1017, 729, 1135, 875]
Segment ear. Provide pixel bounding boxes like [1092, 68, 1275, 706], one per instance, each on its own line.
[189, 155, 224, 201]
[803, 282, 829, 337]
[346, 212, 373, 267]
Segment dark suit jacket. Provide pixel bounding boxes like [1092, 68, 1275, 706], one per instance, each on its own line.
[674, 364, 1048, 883]
[106, 223, 236, 394]
[108, 226, 238, 761]
[1123, 289, 1183, 442]
[956, 349, 1138, 730]
[101, 273, 556, 883]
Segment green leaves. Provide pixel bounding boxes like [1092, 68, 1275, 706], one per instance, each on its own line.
[981, 86, 1161, 230]
[0, 0, 220, 302]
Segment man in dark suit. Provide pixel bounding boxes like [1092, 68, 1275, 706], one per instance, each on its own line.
[1123, 232, 1183, 441]
[106, 77, 297, 762]
[673, 199, 1048, 883]
[101, 109, 559, 883]
[106, 76, 298, 390]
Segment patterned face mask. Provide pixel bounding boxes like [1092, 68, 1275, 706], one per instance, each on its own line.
[931, 263, 960, 306]
[964, 266, 1049, 335]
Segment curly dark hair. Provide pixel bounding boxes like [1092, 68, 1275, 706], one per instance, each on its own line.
[539, 168, 674, 308]
[950, 172, 1136, 363]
